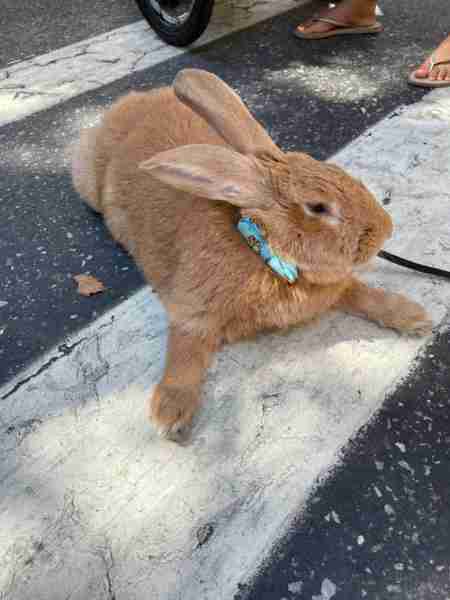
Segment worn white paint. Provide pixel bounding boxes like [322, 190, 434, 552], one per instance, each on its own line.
[0, 0, 309, 127]
[1, 88, 450, 599]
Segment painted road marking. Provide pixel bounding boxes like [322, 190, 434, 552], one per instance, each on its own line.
[1, 87, 450, 598]
[0, 0, 307, 127]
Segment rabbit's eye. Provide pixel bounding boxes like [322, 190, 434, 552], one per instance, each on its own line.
[305, 202, 329, 216]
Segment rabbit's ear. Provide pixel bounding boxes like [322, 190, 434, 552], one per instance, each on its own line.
[173, 69, 284, 162]
[140, 144, 275, 209]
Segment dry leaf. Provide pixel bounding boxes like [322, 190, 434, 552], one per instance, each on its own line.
[74, 274, 106, 296]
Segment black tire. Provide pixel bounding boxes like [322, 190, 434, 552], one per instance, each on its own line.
[135, 0, 215, 47]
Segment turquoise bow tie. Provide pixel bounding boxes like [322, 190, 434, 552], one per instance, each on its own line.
[237, 217, 299, 284]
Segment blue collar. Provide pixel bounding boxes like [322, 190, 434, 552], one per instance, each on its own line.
[237, 217, 299, 284]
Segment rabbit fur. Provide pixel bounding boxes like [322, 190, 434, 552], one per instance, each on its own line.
[72, 68, 432, 440]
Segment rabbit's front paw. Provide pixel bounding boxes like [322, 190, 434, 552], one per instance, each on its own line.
[149, 383, 200, 442]
[383, 297, 433, 337]
[400, 314, 433, 337]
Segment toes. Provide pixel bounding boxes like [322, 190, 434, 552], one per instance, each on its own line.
[429, 66, 439, 81]
[296, 17, 314, 32]
[413, 55, 434, 79]
[405, 318, 433, 337]
[412, 60, 450, 82]
[296, 22, 329, 34]
[377, 295, 433, 337]
[393, 306, 433, 337]
[413, 63, 430, 79]
[149, 384, 199, 442]
[157, 420, 191, 443]
[437, 66, 450, 81]
[295, 16, 335, 35]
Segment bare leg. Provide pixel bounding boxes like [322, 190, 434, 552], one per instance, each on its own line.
[150, 323, 218, 440]
[337, 278, 432, 336]
[296, 0, 378, 37]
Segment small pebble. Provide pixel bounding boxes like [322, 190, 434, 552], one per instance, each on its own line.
[398, 460, 415, 475]
[196, 523, 214, 547]
[287, 581, 303, 594]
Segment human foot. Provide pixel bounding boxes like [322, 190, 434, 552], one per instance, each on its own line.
[295, 1, 382, 39]
[409, 35, 450, 87]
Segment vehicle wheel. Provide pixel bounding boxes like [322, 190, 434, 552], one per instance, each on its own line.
[135, 0, 215, 47]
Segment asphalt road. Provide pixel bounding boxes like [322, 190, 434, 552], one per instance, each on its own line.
[240, 331, 450, 599]
[0, 0, 142, 68]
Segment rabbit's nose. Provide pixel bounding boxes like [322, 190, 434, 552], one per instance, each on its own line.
[357, 222, 387, 264]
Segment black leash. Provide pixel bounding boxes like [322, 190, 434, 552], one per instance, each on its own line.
[378, 250, 450, 281]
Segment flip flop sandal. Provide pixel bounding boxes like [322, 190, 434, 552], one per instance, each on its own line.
[294, 16, 383, 40]
[408, 54, 450, 88]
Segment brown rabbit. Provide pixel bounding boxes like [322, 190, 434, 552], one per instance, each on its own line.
[72, 68, 432, 440]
